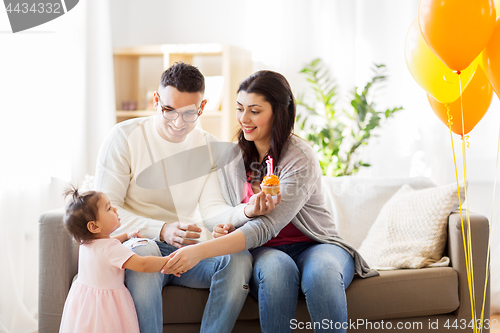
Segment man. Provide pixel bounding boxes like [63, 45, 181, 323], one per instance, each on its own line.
[95, 62, 276, 333]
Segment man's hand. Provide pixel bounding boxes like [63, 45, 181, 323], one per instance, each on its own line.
[244, 191, 282, 218]
[160, 222, 202, 248]
[161, 245, 203, 276]
[212, 223, 235, 238]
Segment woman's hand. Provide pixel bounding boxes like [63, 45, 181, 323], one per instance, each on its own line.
[212, 223, 235, 238]
[244, 191, 282, 218]
[160, 258, 183, 278]
[161, 245, 203, 276]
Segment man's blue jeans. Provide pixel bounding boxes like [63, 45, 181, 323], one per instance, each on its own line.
[250, 242, 355, 333]
[124, 239, 252, 333]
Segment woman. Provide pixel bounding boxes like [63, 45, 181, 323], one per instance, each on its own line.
[163, 70, 378, 333]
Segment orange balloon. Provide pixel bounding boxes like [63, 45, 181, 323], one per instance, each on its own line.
[418, 0, 496, 71]
[427, 67, 493, 135]
[482, 18, 500, 99]
[405, 19, 478, 103]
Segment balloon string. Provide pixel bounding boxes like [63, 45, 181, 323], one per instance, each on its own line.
[463, 134, 470, 148]
[480, 106, 500, 332]
[462, 132, 478, 333]
[446, 103, 453, 127]
[450, 136, 475, 333]
[457, 74, 478, 333]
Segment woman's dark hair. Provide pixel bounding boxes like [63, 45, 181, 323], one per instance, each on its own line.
[62, 186, 102, 245]
[160, 62, 205, 93]
[236, 70, 296, 180]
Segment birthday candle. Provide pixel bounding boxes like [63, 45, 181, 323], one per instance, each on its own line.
[266, 156, 273, 176]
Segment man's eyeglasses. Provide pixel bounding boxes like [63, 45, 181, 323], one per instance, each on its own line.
[157, 97, 202, 123]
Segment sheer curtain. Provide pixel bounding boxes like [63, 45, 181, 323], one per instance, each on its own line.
[0, 0, 115, 332]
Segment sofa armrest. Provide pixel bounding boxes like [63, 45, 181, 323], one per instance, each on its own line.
[38, 208, 79, 333]
[447, 210, 490, 324]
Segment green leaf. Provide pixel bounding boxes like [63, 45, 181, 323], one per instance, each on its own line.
[296, 59, 403, 176]
[311, 58, 321, 67]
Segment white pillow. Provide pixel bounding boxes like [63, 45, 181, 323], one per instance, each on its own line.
[358, 182, 463, 269]
[321, 176, 436, 249]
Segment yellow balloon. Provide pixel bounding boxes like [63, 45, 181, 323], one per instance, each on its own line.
[427, 67, 493, 136]
[496, 0, 500, 17]
[405, 19, 478, 103]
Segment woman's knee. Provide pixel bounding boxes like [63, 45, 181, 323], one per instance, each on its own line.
[305, 267, 345, 295]
[300, 259, 353, 299]
[300, 244, 355, 287]
[252, 250, 299, 287]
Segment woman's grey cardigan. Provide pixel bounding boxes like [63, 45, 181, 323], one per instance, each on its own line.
[216, 135, 378, 278]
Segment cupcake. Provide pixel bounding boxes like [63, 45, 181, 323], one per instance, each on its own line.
[260, 156, 280, 200]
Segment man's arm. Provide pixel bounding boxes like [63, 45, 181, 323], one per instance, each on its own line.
[94, 125, 165, 239]
[198, 167, 248, 231]
[95, 123, 204, 246]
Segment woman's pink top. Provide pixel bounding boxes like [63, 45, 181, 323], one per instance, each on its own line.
[242, 181, 313, 246]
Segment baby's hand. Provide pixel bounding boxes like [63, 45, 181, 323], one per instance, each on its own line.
[160, 256, 185, 277]
[161, 246, 202, 276]
[128, 230, 145, 240]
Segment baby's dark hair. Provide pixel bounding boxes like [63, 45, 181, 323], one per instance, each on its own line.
[63, 186, 102, 245]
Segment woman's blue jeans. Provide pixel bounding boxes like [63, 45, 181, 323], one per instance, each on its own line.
[250, 242, 355, 333]
[124, 239, 252, 333]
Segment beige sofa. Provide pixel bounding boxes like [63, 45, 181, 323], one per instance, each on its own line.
[39, 177, 490, 332]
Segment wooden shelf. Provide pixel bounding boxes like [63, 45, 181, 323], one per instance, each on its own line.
[116, 110, 221, 118]
[113, 43, 252, 141]
[201, 111, 222, 118]
[116, 110, 156, 117]
[113, 44, 223, 56]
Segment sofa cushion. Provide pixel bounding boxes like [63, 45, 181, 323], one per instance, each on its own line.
[321, 176, 436, 249]
[358, 183, 462, 269]
[345, 267, 459, 320]
[162, 267, 459, 324]
[162, 286, 260, 324]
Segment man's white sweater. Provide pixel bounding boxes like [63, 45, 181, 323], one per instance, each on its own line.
[95, 116, 247, 241]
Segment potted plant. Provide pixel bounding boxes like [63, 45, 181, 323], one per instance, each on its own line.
[295, 59, 403, 177]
